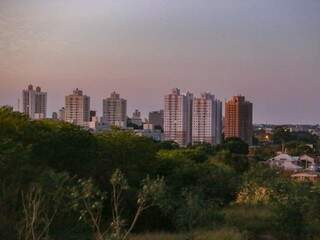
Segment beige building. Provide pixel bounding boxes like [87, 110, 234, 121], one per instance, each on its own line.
[65, 89, 90, 127]
[103, 91, 127, 128]
[22, 84, 47, 119]
[192, 93, 222, 145]
[164, 88, 193, 146]
[225, 95, 253, 145]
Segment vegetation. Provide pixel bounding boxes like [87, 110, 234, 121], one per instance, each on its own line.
[1, 107, 320, 239]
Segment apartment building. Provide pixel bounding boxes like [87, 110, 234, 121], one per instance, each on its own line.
[22, 84, 47, 119]
[164, 88, 193, 146]
[192, 93, 222, 145]
[225, 95, 253, 145]
[102, 91, 127, 128]
[65, 89, 90, 127]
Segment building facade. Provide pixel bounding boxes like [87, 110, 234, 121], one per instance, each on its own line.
[22, 84, 47, 119]
[90, 110, 97, 121]
[164, 88, 193, 146]
[65, 89, 90, 127]
[58, 107, 66, 121]
[192, 93, 222, 145]
[102, 92, 127, 128]
[224, 95, 253, 145]
[131, 109, 143, 127]
[148, 110, 164, 130]
[52, 112, 58, 120]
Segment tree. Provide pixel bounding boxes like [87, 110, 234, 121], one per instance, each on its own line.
[210, 150, 250, 173]
[272, 127, 319, 146]
[30, 120, 98, 177]
[96, 130, 158, 187]
[18, 171, 70, 240]
[70, 170, 166, 240]
[286, 141, 314, 156]
[272, 127, 292, 145]
[272, 184, 310, 240]
[174, 189, 219, 234]
[70, 178, 107, 240]
[157, 141, 180, 150]
[224, 137, 249, 155]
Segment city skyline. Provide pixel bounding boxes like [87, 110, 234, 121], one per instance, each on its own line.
[2, 84, 320, 125]
[1, 0, 320, 124]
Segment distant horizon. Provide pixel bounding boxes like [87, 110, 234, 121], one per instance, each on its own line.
[1, 83, 318, 126]
[1, 0, 320, 124]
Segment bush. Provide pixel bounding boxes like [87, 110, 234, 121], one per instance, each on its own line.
[224, 206, 273, 237]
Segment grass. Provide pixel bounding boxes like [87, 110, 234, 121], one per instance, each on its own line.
[223, 205, 274, 237]
[130, 228, 248, 240]
[131, 205, 275, 240]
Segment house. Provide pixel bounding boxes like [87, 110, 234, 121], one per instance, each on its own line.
[266, 153, 302, 172]
[291, 171, 320, 183]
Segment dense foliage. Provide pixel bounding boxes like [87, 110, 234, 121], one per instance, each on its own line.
[1, 107, 320, 240]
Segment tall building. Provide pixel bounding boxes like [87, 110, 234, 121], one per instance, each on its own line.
[90, 110, 97, 121]
[102, 91, 127, 128]
[164, 88, 193, 146]
[52, 112, 58, 120]
[22, 84, 47, 119]
[58, 107, 66, 121]
[131, 109, 143, 127]
[65, 89, 90, 127]
[148, 110, 164, 129]
[224, 95, 253, 145]
[192, 93, 222, 145]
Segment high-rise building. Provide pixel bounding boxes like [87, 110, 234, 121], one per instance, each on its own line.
[148, 110, 164, 129]
[224, 95, 253, 145]
[65, 89, 90, 127]
[131, 109, 143, 127]
[52, 112, 58, 120]
[58, 107, 66, 121]
[88, 110, 100, 131]
[164, 88, 193, 146]
[102, 91, 127, 128]
[192, 93, 222, 145]
[22, 84, 47, 119]
[90, 110, 97, 121]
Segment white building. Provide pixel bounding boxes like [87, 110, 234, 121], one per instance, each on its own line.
[164, 88, 193, 146]
[102, 92, 127, 128]
[58, 107, 66, 121]
[266, 153, 302, 171]
[65, 89, 90, 127]
[192, 93, 222, 145]
[134, 124, 164, 142]
[22, 85, 47, 119]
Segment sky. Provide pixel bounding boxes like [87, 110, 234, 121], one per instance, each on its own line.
[0, 0, 320, 124]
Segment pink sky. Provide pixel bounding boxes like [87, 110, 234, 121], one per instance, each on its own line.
[0, 0, 320, 123]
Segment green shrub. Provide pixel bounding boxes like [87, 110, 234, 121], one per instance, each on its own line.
[224, 206, 273, 237]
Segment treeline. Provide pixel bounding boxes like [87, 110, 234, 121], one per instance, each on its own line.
[1, 107, 320, 240]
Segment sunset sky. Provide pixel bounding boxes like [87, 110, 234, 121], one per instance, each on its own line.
[0, 0, 320, 124]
